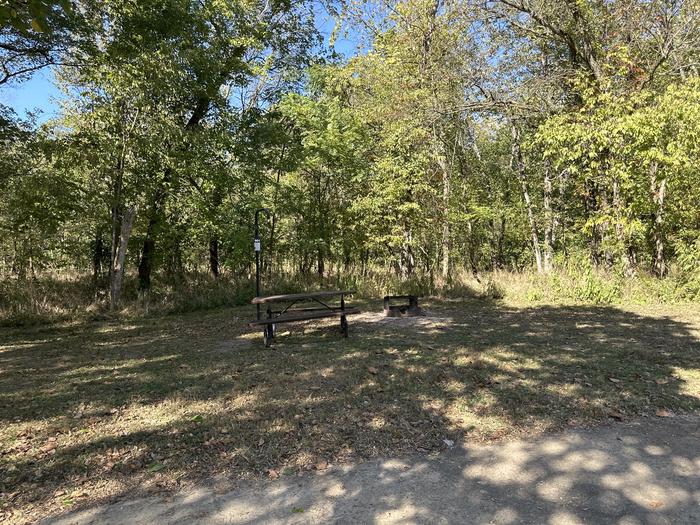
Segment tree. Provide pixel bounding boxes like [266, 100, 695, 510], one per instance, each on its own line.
[53, 0, 319, 298]
[0, 0, 83, 85]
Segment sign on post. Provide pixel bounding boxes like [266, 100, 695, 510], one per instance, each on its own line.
[254, 238, 261, 252]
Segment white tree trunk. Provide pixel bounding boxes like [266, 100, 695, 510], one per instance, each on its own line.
[510, 123, 543, 273]
[650, 162, 667, 277]
[543, 162, 554, 273]
[441, 164, 450, 279]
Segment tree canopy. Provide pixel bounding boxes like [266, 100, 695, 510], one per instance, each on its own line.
[2, 0, 700, 311]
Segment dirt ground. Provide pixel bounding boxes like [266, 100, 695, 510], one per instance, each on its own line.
[46, 414, 700, 525]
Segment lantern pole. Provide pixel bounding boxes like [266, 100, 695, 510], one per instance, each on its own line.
[254, 208, 270, 320]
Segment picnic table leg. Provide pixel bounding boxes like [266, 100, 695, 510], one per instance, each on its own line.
[263, 305, 275, 347]
[263, 326, 271, 347]
[339, 294, 348, 337]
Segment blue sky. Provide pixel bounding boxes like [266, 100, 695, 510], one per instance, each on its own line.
[1, 3, 361, 122]
[0, 69, 63, 121]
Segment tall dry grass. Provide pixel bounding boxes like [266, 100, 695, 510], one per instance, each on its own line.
[1, 262, 697, 326]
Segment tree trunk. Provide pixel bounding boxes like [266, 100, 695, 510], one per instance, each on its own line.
[510, 122, 543, 273]
[27, 242, 35, 280]
[267, 144, 286, 280]
[600, 187, 614, 267]
[554, 168, 570, 250]
[268, 213, 277, 280]
[110, 206, 136, 310]
[93, 230, 104, 283]
[138, 179, 168, 292]
[496, 216, 505, 269]
[138, 229, 155, 292]
[650, 162, 667, 277]
[402, 228, 415, 277]
[317, 247, 324, 277]
[11, 238, 18, 276]
[466, 221, 481, 281]
[109, 165, 123, 287]
[543, 162, 554, 273]
[441, 171, 450, 279]
[344, 245, 352, 272]
[166, 237, 185, 282]
[209, 237, 219, 278]
[612, 176, 634, 274]
[584, 179, 601, 265]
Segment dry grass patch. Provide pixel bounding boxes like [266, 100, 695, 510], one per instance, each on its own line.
[1, 300, 699, 523]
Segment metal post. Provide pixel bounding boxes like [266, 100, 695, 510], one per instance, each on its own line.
[254, 208, 270, 320]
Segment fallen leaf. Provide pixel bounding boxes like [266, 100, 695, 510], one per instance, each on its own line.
[267, 469, 279, 479]
[40, 443, 57, 453]
[648, 500, 664, 509]
[654, 378, 669, 385]
[148, 463, 165, 472]
[368, 367, 378, 375]
[655, 409, 670, 418]
[315, 460, 328, 471]
[608, 377, 621, 384]
[608, 409, 624, 421]
[292, 507, 304, 513]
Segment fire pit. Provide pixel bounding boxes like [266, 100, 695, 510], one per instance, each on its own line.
[383, 295, 424, 317]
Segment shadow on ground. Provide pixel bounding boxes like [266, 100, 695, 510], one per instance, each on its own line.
[1, 299, 699, 522]
[47, 414, 700, 524]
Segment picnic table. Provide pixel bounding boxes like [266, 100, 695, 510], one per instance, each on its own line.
[249, 290, 360, 347]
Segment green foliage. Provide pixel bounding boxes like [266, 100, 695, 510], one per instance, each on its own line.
[0, 0, 71, 33]
[676, 239, 700, 301]
[2, 0, 700, 322]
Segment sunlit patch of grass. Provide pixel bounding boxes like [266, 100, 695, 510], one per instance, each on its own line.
[672, 367, 700, 401]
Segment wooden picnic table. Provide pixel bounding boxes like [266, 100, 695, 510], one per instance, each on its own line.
[249, 290, 360, 347]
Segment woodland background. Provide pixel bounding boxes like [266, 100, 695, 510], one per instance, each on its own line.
[2, 0, 700, 324]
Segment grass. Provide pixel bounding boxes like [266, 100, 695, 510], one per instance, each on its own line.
[1, 297, 699, 523]
[3, 264, 699, 327]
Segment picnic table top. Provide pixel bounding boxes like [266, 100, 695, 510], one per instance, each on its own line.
[251, 289, 355, 305]
[249, 307, 361, 325]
